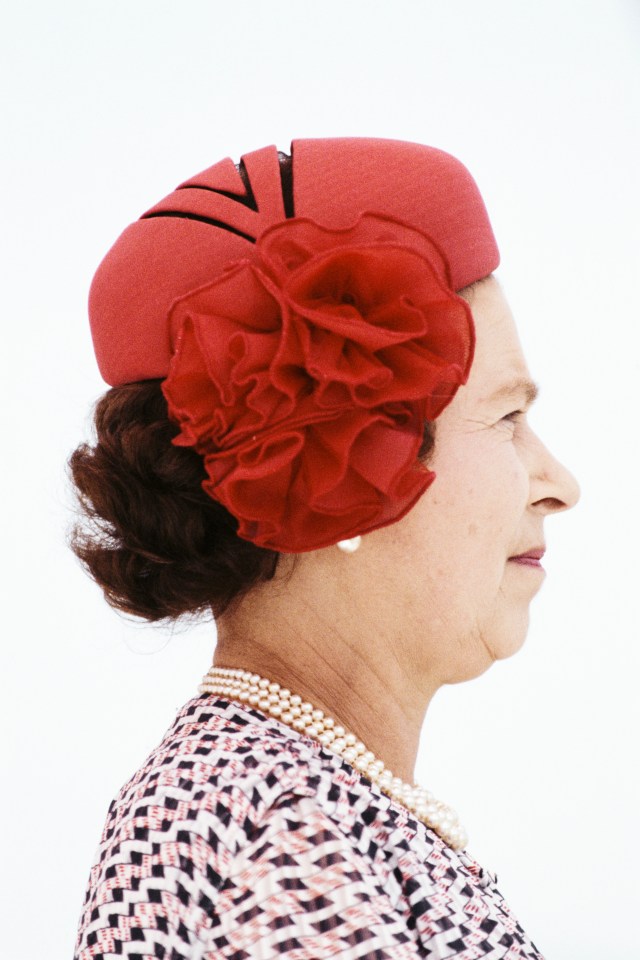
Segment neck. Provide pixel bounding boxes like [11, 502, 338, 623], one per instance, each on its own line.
[212, 575, 439, 783]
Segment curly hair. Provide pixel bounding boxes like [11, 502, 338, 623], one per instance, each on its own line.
[67, 380, 436, 623]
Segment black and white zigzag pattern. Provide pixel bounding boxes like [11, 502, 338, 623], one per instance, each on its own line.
[74, 696, 545, 959]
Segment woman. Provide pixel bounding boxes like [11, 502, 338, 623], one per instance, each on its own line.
[72, 138, 579, 959]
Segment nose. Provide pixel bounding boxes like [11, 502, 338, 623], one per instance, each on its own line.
[529, 434, 581, 514]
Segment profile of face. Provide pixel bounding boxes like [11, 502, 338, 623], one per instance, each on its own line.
[347, 276, 581, 685]
[235, 275, 580, 696]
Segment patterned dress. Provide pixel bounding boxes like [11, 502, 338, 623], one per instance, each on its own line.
[74, 695, 544, 959]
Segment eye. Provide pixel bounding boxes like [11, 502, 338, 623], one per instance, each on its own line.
[500, 409, 525, 425]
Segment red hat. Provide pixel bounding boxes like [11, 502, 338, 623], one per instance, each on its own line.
[88, 138, 499, 552]
[89, 138, 498, 386]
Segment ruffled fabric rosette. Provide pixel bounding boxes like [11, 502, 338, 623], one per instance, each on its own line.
[162, 213, 475, 552]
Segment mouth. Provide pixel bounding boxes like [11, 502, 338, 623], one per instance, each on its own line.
[508, 547, 546, 569]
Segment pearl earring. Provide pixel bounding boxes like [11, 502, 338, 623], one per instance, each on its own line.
[336, 536, 362, 554]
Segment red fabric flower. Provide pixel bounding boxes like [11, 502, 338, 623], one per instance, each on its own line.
[162, 213, 475, 552]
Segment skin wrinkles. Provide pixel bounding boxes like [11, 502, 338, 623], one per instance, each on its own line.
[214, 276, 580, 784]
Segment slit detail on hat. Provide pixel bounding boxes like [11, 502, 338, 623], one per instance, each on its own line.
[140, 149, 293, 240]
[278, 150, 294, 218]
[140, 211, 256, 243]
[172, 159, 261, 212]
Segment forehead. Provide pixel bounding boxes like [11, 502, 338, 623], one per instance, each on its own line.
[462, 279, 533, 402]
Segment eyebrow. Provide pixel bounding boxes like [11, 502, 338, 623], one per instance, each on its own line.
[486, 376, 540, 406]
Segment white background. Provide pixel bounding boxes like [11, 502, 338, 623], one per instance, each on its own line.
[2, 1, 639, 957]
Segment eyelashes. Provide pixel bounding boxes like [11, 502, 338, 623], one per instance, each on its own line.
[498, 410, 527, 428]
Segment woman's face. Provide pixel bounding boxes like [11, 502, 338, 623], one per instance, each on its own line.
[366, 276, 581, 684]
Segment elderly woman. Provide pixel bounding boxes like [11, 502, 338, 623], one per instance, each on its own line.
[72, 138, 579, 959]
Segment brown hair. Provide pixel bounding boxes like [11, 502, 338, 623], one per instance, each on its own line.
[67, 381, 436, 623]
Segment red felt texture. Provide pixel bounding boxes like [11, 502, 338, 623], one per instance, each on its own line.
[161, 214, 474, 552]
[292, 138, 499, 291]
[89, 138, 498, 387]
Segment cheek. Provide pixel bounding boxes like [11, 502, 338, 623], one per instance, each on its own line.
[387, 433, 531, 594]
[428, 442, 528, 559]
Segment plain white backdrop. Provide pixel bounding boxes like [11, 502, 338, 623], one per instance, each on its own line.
[2, 1, 639, 956]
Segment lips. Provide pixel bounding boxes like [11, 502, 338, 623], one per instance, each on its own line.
[509, 547, 545, 567]
[509, 547, 545, 561]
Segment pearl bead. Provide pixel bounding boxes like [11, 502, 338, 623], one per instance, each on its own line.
[200, 666, 467, 852]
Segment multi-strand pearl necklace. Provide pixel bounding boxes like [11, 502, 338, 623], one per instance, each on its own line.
[198, 665, 468, 852]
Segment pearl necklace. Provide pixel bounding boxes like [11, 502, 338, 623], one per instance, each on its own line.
[198, 666, 468, 852]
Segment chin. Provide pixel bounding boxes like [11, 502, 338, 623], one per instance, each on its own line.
[492, 610, 531, 661]
[446, 612, 531, 685]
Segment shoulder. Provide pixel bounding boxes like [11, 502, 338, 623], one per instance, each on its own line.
[75, 695, 409, 957]
[96, 695, 439, 883]
[81, 694, 406, 889]
[84, 691, 428, 880]
[99, 696, 330, 849]
[75, 697, 544, 959]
